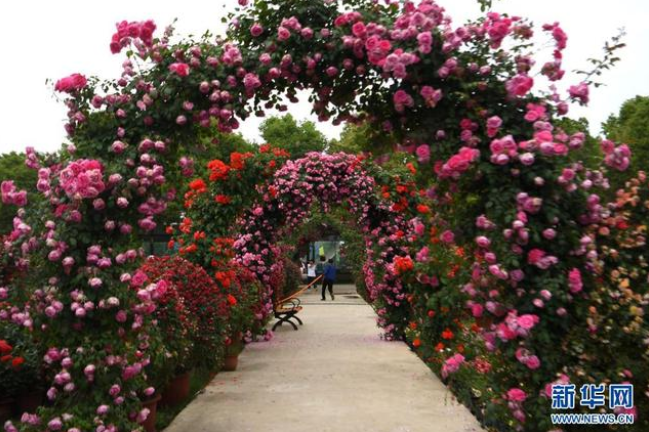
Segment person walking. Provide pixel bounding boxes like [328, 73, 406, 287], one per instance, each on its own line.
[321, 258, 336, 301]
[315, 256, 325, 279]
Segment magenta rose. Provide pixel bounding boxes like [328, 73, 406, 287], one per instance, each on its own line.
[54, 73, 88, 93]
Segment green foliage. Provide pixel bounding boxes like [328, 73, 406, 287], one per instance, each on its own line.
[259, 114, 329, 159]
[329, 122, 393, 155]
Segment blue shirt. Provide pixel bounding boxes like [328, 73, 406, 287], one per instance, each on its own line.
[324, 263, 337, 281]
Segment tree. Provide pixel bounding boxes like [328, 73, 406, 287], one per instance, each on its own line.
[329, 123, 373, 154]
[259, 114, 328, 159]
[0, 152, 37, 234]
[602, 95, 649, 180]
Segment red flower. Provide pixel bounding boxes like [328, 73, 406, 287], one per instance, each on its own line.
[1, 354, 12, 363]
[207, 160, 230, 181]
[394, 256, 414, 275]
[189, 178, 207, 192]
[417, 204, 430, 214]
[230, 152, 253, 170]
[412, 338, 421, 348]
[0, 340, 12, 354]
[442, 328, 454, 340]
[227, 294, 237, 306]
[215, 195, 231, 204]
[11, 356, 24, 369]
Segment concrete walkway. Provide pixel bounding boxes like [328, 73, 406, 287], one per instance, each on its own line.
[166, 285, 483, 432]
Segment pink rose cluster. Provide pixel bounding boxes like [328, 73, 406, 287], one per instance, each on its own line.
[110, 20, 157, 54]
[54, 73, 87, 94]
[437, 147, 481, 180]
[601, 139, 631, 171]
[420, 86, 442, 108]
[505, 73, 534, 98]
[489, 135, 518, 165]
[59, 159, 106, 200]
[1, 181, 27, 207]
[393, 89, 414, 113]
[169, 62, 190, 77]
[506, 387, 528, 424]
[568, 82, 590, 106]
[484, 12, 513, 48]
[496, 311, 540, 341]
[515, 347, 541, 370]
[441, 353, 465, 379]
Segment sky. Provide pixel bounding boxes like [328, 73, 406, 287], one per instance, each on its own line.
[0, 0, 647, 155]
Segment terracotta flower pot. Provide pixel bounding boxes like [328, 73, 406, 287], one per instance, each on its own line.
[222, 354, 239, 371]
[15, 389, 44, 415]
[140, 394, 161, 432]
[160, 371, 191, 407]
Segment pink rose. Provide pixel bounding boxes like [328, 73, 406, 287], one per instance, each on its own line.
[517, 314, 538, 330]
[568, 82, 589, 105]
[507, 388, 527, 403]
[440, 230, 455, 244]
[250, 23, 263, 37]
[352, 22, 366, 37]
[505, 74, 534, 97]
[277, 26, 290, 41]
[54, 73, 87, 93]
[169, 62, 190, 77]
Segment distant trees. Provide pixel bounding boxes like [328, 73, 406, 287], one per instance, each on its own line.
[259, 114, 328, 158]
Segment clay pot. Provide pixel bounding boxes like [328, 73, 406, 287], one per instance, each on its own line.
[160, 371, 191, 407]
[222, 355, 239, 372]
[140, 394, 161, 432]
[15, 389, 43, 415]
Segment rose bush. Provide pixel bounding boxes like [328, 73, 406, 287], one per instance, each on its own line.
[140, 257, 228, 371]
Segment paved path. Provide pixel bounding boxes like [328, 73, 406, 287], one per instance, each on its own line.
[166, 285, 483, 432]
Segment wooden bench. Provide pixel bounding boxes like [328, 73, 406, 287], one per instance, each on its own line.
[272, 275, 322, 331]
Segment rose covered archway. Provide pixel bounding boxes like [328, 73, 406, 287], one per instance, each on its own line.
[0, 0, 646, 430]
[233, 152, 418, 337]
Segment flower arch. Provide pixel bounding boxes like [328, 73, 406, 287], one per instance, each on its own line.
[0, 0, 645, 430]
[233, 152, 417, 336]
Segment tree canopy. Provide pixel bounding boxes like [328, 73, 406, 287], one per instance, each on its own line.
[259, 114, 328, 158]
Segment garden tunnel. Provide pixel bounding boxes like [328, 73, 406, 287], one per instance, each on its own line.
[0, 0, 646, 430]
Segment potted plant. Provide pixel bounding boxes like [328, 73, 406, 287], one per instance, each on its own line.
[155, 284, 196, 407]
[141, 257, 227, 393]
[0, 325, 42, 419]
[222, 270, 259, 371]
